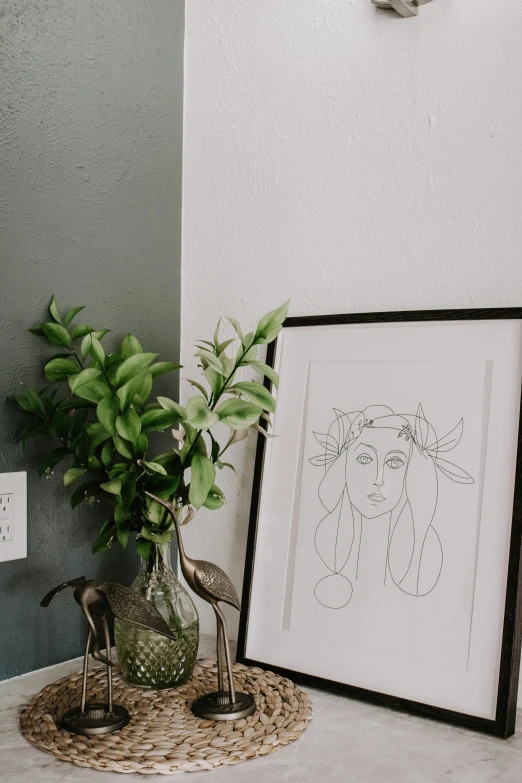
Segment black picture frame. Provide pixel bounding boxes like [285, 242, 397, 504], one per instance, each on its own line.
[237, 308, 522, 738]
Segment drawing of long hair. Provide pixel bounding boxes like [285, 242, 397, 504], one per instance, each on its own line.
[309, 405, 474, 608]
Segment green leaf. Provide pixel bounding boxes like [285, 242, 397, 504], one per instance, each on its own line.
[116, 409, 142, 442]
[13, 388, 44, 416]
[140, 408, 181, 433]
[121, 334, 143, 358]
[184, 379, 209, 401]
[220, 356, 234, 378]
[213, 318, 221, 348]
[70, 324, 94, 340]
[37, 448, 68, 476]
[14, 422, 47, 445]
[117, 369, 152, 411]
[87, 454, 101, 469]
[134, 432, 148, 458]
[116, 525, 130, 548]
[219, 461, 237, 475]
[87, 422, 112, 449]
[227, 317, 244, 342]
[231, 381, 276, 412]
[150, 361, 182, 378]
[203, 484, 226, 510]
[69, 368, 111, 404]
[64, 468, 87, 487]
[92, 525, 115, 553]
[157, 397, 186, 418]
[146, 474, 180, 498]
[100, 478, 122, 495]
[216, 338, 236, 356]
[26, 386, 48, 416]
[248, 360, 280, 389]
[70, 368, 102, 394]
[239, 343, 257, 364]
[185, 396, 219, 430]
[140, 526, 174, 544]
[143, 460, 167, 476]
[114, 353, 157, 388]
[203, 367, 223, 396]
[90, 336, 105, 367]
[73, 432, 90, 464]
[209, 432, 220, 463]
[136, 537, 152, 561]
[97, 395, 119, 435]
[81, 333, 92, 359]
[77, 379, 111, 403]
[215, 399, 263, 430]
[188, 453, 216, 509]
[92, 330, 110, 341]
[28, 324, 45, 336]
[113, 433, 134, 459]
[254, 300, 290, 341]
[251, 422, 277, 438]
[44, 357, 80, 382]
[254, 325, 282, 345]
[104, 352, 122, 379]
[115, 503, 133, 525]
[42, 322, 72, 348]
[144, 497, 165, 526]
[49, 296, 62, 324]
[51, 409, 71, 438]
[182, 424, 208, 457]
[58, 398, 94, 412]
[63, 306, 85, 327]
[242, 331, 255, 350]
[71, 481, 97, 508]
[195, 349, 224, 375]
[153, 451, 181, 470]
[101, 439, 114, 468]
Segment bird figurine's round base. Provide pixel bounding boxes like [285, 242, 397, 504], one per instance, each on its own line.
[61, 704, 130, 735]
[192, 691, 256, 721]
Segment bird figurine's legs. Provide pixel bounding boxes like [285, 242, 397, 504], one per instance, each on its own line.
[101, 614, 113, 713]
[62, 619, 129, 734]
[214, 604, 236, 705]
[80, 627, 93, 714]
[192, 601, 255, 720]
[214, 606, 225, 693]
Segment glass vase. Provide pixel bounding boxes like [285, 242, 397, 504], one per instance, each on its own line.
[114, 541, 199, 689]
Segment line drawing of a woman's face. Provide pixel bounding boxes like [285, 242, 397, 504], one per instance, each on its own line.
[345, 426, 411, 519]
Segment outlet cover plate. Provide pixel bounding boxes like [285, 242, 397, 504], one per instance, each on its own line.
[0, 472, 27, 563]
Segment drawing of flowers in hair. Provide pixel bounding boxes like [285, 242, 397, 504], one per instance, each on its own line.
[309, 404, 474, 609]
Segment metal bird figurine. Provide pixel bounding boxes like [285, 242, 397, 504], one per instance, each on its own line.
[145, 492, 256, 720]
[41, 577, 176, 735]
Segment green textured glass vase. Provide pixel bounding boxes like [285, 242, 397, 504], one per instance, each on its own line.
[114, 541, 199, 689]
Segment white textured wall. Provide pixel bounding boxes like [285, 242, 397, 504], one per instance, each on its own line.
[181, 0, 522, 702]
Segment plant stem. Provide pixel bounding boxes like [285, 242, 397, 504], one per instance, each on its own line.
[71, 349, 84, 370]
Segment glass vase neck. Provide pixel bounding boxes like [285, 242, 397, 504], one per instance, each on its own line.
[141, 541, 173, 574]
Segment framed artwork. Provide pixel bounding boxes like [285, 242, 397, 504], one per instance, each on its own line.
[237, 309, 522, 738]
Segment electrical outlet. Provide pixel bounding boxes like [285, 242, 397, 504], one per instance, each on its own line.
[0, 494, 14, 541]
[0, 472, 27, 563]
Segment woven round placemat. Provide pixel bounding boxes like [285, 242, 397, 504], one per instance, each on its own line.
[20, 659, 312, 775]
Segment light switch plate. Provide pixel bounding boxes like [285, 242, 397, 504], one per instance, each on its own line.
[0, 472, 27, 563]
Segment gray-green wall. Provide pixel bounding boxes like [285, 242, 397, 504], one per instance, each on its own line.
[0, 0, 184, 680]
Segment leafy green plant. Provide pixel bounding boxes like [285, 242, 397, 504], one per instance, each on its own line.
[13, 296, 288, 559]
